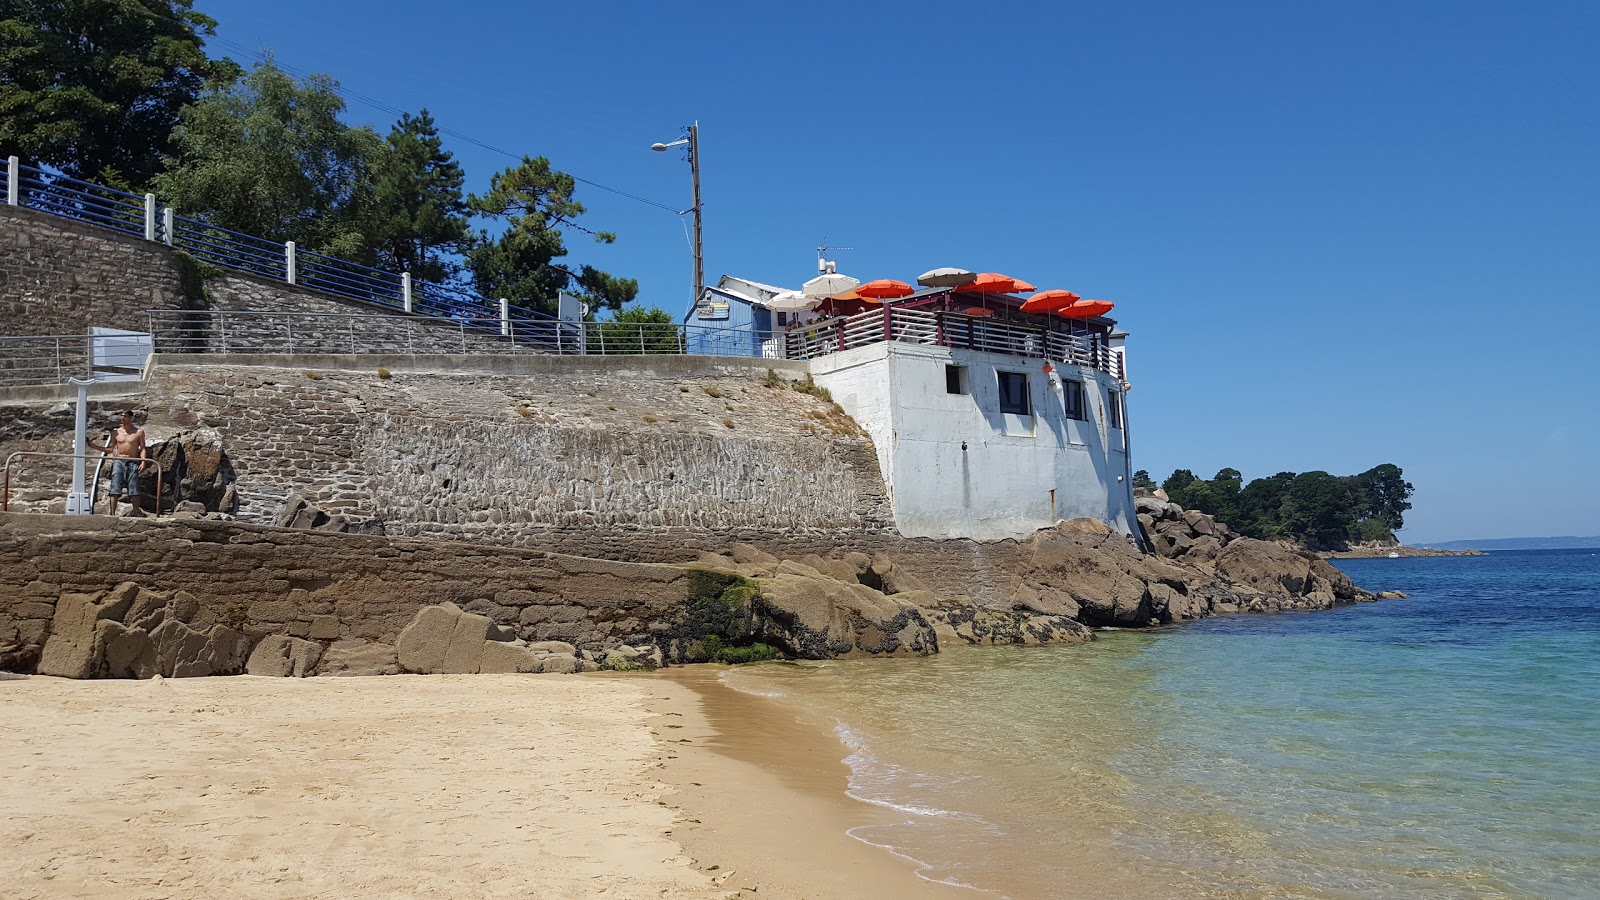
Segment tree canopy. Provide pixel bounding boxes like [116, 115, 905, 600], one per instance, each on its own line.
[466, 157, 636, 316]
[0, 0, 235, 187]
[153, 59, 382, 258]
[1158, 464, 1414, 550]
[366, 110, 469, 282]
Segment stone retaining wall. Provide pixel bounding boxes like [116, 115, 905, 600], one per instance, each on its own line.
[0, 359, 893, 534]
[0, 513, 710, 674]
[0, 205, 187, 336]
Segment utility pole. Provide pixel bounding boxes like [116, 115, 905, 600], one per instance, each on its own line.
[688, 122, 703, 305]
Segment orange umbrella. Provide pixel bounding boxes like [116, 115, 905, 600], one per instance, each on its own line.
[857, 278, 914, 300]
[956, 272, 1030, 294]
[1010, 278, 1038, 293]
[1019, 289, 1080, 314]
[956, 306, 996, 317]
[1059, 299, 1115, 319]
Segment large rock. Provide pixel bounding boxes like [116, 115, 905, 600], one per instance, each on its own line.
[753, 563, 937, 658]
[148, 428, 237, 513]
[36, 592, 121, 678]
[246, 634, 323, 677]
[394, 603, 496, 674]
[274, 493, 349, 532]
[317, 639, 399, 676]
[478, 641, 543, 674]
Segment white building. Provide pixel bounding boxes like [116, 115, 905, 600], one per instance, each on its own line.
[702, 278, 1140, 543]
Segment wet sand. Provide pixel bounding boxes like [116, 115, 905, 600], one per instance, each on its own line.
[653, 667, 972, 899]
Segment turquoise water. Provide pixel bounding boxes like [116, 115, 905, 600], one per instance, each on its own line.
[720, 550, 1600, 899]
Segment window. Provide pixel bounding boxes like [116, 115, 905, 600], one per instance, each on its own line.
[946, 364, 969, 395]
[1063, 380, 1086, 421]
[1107, 390, 1124, 429]
[997, 371, 1030, 415]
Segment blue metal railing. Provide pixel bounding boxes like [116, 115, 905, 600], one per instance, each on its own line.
[3, 159, 562, 333]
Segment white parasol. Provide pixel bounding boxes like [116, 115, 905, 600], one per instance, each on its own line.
[916, 267, 976, 288]
[802, 272, 862, 299]
[765, 290, 820, 312]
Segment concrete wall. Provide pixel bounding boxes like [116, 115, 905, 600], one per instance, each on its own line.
[811, 342, 1140, 541]
[0, 205, 188, 336]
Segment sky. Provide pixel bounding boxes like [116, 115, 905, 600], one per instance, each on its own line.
[197, 0, 1599, 543]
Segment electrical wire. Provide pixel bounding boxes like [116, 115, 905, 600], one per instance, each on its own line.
[208, 36, 684, 214]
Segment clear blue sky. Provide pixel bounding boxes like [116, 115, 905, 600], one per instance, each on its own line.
[200, 0, 1598, 543]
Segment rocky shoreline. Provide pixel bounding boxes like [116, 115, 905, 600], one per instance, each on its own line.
[0, 498, 1404, 681]
[1321, 543, 1485, 559]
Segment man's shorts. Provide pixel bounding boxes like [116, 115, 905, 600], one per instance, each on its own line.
[109, 460, 141, 497]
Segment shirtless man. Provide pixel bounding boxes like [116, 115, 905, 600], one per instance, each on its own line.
[89, 409, 147, 516]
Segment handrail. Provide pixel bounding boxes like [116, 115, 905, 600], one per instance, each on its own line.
[3, 451, 163, 516]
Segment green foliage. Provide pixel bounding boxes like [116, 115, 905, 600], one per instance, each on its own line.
[153, 59, 383, 258]
[465, 156, 635, 316]
[366, 109, 468, 282]
[170, 250, 214, 308]
[791, 376, 833, 402]
[0, 0, 236, 186]
[1159, 464, 1415, 551]
[1132, 469, 1156, 491]
[705, 637, 780, 665]
[595, 306, 680, 354]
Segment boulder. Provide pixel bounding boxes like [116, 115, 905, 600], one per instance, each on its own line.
[274, 493, 349, 532]
[754, 569, 937, 658]
[245, 634, 323, 677]
[316, 639, 400, 676]
[537, 653, 581, 674]
[479, 641, 543, 674]
[36, 592, 122, 678]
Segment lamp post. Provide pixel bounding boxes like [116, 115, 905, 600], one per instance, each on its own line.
[651, 122, 703, 306]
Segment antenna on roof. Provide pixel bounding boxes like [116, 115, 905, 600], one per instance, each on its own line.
[817, 239, 854, 275]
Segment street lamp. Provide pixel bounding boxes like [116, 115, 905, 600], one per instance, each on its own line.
[651, 122, 703, 306]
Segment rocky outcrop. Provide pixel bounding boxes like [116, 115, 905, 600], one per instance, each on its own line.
[1136, 495, 1234, 570]
[148, 427, 238, 515]
[36, 582, 250, 678]
[274, 492, 351, 532]
[245, 634, 322, 677]
[393, 602, 599, 675]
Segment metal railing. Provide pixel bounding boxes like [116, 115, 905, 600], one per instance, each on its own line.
[4, 157, 553, 331]
[3, 451, 164, 516]
[0, 334, 93, 384]
[784, 305, 1125, 377]
[145, 309, 786, 359]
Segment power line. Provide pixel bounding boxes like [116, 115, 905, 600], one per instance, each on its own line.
[208, 37, 684, 214]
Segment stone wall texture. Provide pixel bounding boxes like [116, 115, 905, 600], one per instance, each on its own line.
[0, 205, 188, 336]
[0, 359, 893, 534]
[0, 513, 716, 674]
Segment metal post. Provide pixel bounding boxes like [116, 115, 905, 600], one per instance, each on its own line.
[6, 156, 18, 206]
[67, 377, 94, 514]
[402, 272, 413, 313]
[285, 241, 297, 285]
[499, 298, 510, 337]
[162, 207, 174, 247]
[144, 194, 157, 241]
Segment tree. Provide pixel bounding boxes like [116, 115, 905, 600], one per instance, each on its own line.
[366, 110, 469, 283]
[0, 0, 235, 187]
[1355, 463, 1414, 532]
[466, 156, 635, 316]
[596, 305, 678, 354]
[1161, 469, 1198, 497]
[1280, 471, 1360, 551]
[153, 59, 382, 258]
[1132, 470, 1156, 491]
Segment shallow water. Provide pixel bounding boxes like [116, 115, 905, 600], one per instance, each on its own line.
[720, 549, 1600, 899]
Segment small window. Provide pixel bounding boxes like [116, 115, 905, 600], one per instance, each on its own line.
[946, 364, 969, 395]
[1107, 390, 1124, 429]
[1063, 380, 1087, 421]
[997, 371, 1030, 415]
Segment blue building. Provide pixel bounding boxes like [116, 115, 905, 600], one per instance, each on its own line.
[682, 275, 792, 358]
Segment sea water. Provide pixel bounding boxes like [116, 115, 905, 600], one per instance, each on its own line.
[718, 550, 1600, 899]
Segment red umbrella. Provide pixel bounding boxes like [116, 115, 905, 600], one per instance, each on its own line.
[857, 279, 915, 300]
[1010, 278, 1038, 293]
[955, 306, 996, 317]
[1059, 299, 1115, 319]
[956, 272, 1031, 295]
[1019, 289, 1081, 314]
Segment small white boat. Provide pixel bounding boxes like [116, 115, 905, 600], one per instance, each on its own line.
[1387, 551, 1400, 558]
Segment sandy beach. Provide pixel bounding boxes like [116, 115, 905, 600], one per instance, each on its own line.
[0, 671, 952, 900]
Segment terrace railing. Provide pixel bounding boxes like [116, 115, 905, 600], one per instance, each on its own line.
[785, 305, 1125, 378]
[146, 309, 786, 359]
